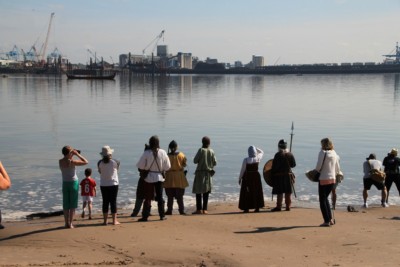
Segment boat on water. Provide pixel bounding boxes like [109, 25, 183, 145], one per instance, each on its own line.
[66, 69, 117, 80]
[66, 71, 116, 80]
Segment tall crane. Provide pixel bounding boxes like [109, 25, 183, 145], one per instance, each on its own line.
[383, 42, 400, 63]
[142, 30, 165, 57]
[38, 12, 55, 63]
[87, 49, 101, 63]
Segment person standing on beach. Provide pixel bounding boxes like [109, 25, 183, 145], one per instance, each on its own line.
[164, 140, 189, 215]
[136, 136, 171, 222]
[59, 146, 89, 229]
[270, 140, 296, 212]
[0, 161, 11, 229]
[238, 146, 264, 213]
[192, 136, 217, 215]
[383, 148, 400, 205]
[98, 146, 120, 225]
[131, 145, 152, 217]
[315, 138, 341, 227]
[362, 153, 387, 208]
[80, 168, 97, 219]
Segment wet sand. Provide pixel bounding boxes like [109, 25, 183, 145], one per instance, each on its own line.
[1, 201, 400, 266]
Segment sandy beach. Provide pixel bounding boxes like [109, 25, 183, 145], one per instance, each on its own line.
[1, 201, 400, 267]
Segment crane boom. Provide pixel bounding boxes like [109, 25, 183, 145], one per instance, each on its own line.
[142, 30, 165, 56]
[39, 12, 55, 63]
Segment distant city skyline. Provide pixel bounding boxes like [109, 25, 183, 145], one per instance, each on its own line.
[0, 0, 399, 65]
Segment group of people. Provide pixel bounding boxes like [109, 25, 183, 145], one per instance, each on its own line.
[362, 148, 400, 208]
[57, 136, 400, 228]
[58, 135, 217, 227]
[1, 136, 398, 230]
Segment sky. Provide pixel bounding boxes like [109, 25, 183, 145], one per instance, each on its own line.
[0, 0, 400, 65]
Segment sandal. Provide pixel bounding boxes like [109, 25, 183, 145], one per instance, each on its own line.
[319, 222, 330, 227]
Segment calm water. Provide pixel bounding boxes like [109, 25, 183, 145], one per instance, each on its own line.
[1, 73, 399, 220]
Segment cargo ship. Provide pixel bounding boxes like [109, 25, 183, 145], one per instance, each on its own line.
[130, 43, 400, 75]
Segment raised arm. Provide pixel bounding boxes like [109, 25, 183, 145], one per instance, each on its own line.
[71, 150, 89, 166]
[0, 161, 11, 190]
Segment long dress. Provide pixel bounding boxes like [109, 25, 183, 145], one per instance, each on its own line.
[239, 163, 265, 210]
[192, 148, 217, 194]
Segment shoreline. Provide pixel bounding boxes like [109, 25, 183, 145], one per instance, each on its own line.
[3, 195, 398, 222]
[1, 202, 400, 266]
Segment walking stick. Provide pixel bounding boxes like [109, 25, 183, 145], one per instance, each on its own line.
[289, 122, 297, 198]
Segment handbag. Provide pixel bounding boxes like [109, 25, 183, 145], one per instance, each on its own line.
[209, 169, 216, 177]
[305, 152, 327, 182]
[336, 170, 344, 183]
[368, 161, 386, 183]
[305, 169, 321, 182]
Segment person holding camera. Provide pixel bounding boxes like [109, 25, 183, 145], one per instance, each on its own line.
[59, 146, 89, 228]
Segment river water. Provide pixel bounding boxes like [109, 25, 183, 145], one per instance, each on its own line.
[0, 73, 399, 220]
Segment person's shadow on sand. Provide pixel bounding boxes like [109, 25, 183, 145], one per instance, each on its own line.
[234, 225, 316, 234]
[0, 222, 108, 241]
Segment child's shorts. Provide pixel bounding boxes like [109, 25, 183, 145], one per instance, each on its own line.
[82, 196, 94, 202]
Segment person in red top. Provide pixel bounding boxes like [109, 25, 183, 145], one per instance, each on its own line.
[80, 168, 97, 219]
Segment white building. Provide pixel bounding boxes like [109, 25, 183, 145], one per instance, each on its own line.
[178, 52, 192, 69]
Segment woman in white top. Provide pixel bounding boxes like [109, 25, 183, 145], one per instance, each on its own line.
[98, 145, 120, 225]
[315, 138, 341, 227]
[238, 146, 264, 212]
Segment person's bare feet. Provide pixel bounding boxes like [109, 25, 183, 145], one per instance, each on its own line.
[112, 221, 121, 225]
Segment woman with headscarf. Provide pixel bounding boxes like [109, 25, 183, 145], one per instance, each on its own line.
[59, 145, 89, 228]
[271, 139, 296, 212]
[136, 135, 171, 222]
[238, 146, 265, 212]
[192, 136, 217, 215]
[164, 140, 189, 215]
[315, 138, 340, 227]
[98, 145, 120, 225]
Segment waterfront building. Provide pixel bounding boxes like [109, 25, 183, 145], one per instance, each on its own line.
[178, 52, 192, 69]
[157, 45, 168, 57]
[252, 55, 264, 68]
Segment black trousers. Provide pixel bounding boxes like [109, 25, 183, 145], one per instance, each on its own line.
[318, 183, 333, 223]
[100, 185, 119, 214]
[196, 192, 210, 211]
[165, 188, 185, 213]
[385, 174, 400, 200]
[143, 181, 165, 219]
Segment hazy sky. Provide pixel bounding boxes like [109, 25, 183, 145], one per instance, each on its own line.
[0, 0, 399, 65]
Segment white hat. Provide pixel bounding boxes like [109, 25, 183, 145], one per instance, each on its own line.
[100, 145, 114, 156]
[390, 148, 398, 156]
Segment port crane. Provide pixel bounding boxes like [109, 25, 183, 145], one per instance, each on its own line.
[38, 12, 55, 64]
[87, 49, 101, 63]
[6, 45, 20, 61]
[142, 30, 165, 58]
[383, 42, 400, 63]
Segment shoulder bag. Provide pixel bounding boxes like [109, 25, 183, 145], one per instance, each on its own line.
[305, 152, 326, 182]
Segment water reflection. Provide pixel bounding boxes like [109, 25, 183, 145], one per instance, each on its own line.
[1, 73, 400, 218]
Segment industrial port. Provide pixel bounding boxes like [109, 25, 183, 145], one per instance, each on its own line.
[2, 13, 400, 77]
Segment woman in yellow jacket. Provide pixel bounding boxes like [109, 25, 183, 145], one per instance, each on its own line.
[165, 140, 189, 215]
